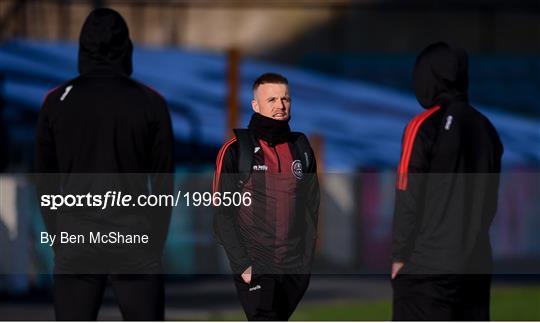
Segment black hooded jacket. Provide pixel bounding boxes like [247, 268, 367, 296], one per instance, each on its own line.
[392, 42, 504, 274]
[34, 8, 173, 271]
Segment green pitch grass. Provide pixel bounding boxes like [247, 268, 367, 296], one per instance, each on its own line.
[207, 286, 540, 321]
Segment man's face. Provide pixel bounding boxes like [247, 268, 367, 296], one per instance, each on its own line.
[252, 83, 291, 121]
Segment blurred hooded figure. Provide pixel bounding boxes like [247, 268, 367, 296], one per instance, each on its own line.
[391, 42, 503, 320]
[35, 8, 173, 320]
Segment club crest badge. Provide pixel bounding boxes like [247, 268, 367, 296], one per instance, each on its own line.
[291, 160, 303, 179]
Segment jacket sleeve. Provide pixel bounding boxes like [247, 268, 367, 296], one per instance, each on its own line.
[212, 141, 252, 274]
[302, 149, 320, 271]
[392, 124, 431, 262]
[149, 94, 174, 254]
[34, 92, 60, 236]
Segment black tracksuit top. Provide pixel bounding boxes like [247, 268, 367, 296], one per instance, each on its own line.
[36, 72, 172, 175]
[213, 132, 320, 274]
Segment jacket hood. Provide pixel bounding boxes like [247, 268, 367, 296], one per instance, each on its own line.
[78, 8, 133, 76]
[413, 42, 469, 109]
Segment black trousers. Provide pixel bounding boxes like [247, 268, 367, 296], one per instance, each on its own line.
[53, 274, 164, 321]
[233, 274, 310, 321]
[392, 273, 491, 321]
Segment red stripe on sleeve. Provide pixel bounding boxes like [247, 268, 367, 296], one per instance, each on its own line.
[396, 106, 440, 190]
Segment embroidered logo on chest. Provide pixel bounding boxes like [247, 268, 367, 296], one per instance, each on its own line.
[253, 165, 268, 171]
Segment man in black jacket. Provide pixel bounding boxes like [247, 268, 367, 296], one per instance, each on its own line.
[213, 73, 320, 321]
[35, 8, 173, 320]
[391, 42, 503, 320]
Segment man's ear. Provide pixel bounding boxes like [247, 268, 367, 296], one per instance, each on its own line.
[251, 99, 259, 113]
